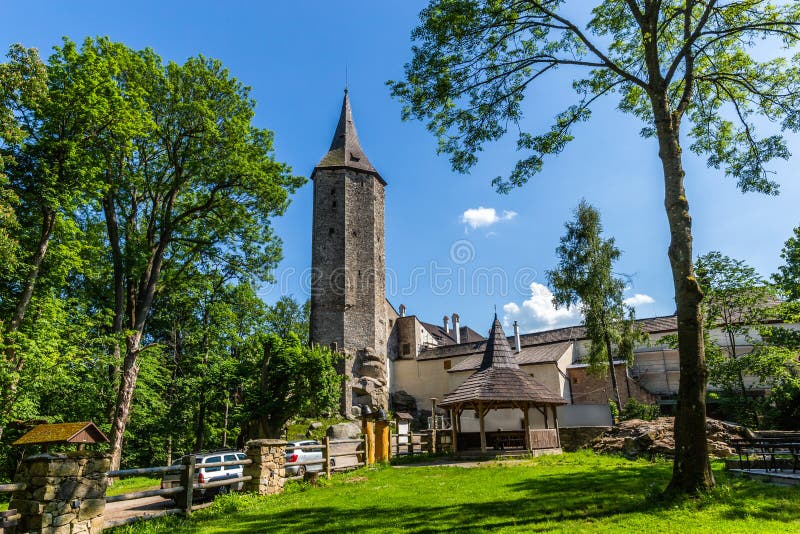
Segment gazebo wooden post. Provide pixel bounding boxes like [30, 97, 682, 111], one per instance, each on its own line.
[478, 401, 487, 453]
[543, 406, 549, 429]
[450, 407, 458, 452]
[523, 403, 531, 452]
[551, 405, 561, 448]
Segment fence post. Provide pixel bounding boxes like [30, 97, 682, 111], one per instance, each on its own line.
[178, 454, 195, 515]
[408, 431, 414, 456]
[324, 436, 331, 480]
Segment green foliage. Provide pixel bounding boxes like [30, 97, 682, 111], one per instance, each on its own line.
[390, 1, 800, 194]
[0, 36, 304, 473]
[621, 399, 661, 422]
[547, 201, 647, 409]
[241, 333, 341, 439]
[695, 250, 796, 426]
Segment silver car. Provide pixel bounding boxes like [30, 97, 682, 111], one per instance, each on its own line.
[285, 440, 326, 475]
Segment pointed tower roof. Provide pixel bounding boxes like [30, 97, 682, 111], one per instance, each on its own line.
[312, 91, 385, 184]
[479, 315, 519, 370]
[439, 315, 567, 408]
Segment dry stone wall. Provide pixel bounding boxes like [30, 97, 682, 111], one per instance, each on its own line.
[243, 439, 286, 495]
[9, 452, 108, 534]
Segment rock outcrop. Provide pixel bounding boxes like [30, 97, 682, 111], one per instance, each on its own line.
[326, 422, 362, 440]
[591, 417, 746, 459]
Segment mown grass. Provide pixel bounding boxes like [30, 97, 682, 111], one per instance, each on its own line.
[107, 476, 161, 497]
[100, 452, 800, 533]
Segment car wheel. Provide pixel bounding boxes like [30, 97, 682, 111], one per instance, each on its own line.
[297, 465, 306, 476]
[330, 458, 336, 467]
[218, 484, 229, 496]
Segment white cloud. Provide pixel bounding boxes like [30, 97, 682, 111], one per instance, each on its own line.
[460, 207, 517, 229]
[623, 293, 655, 308]
[503, 282, 582, 333]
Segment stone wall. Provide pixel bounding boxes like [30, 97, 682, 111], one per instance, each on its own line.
[567, 365, 658, 405]
[309, 167, 389, 415]
[9, 451, 108, 534]
[243, 439, 286, 495]
[558, 427, 611, 452]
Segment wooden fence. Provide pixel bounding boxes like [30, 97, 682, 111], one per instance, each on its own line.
[103, 436, 365, 530]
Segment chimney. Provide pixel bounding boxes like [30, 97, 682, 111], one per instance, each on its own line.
[399, 304, 406, 317]
[513, 320, 521, 353]
[443, 315, 450, 334]
[452, 313, 461, 344]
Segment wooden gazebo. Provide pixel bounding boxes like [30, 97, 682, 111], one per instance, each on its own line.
[439, 316, 568, 453]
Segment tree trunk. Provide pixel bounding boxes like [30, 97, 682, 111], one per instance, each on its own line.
[655, 105, 715, 493]
[103, 191, 125, 421]
[605, 334, 622, 414]
[109, 332, 143, 471]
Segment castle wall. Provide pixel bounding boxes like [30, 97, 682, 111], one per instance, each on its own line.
[309, 168, 388, 414]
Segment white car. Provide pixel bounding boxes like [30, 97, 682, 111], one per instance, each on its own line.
[285, 440, 326, 475]
[161, 450, 247, 499]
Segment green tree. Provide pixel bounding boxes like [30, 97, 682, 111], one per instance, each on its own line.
[0, 39, 142, 439]
[94, 46, 303, 470]
[264, 295, 310, 341]
[241, 333, 341, 440]
[390, 0, 800, 494]
[695, 251, 777, 424]
[548, 201, 645, 413]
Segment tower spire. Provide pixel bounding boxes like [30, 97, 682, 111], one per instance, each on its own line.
[312, 92, 384, 183]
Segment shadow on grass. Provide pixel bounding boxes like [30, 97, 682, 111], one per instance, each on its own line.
[209, 464, 675, 533]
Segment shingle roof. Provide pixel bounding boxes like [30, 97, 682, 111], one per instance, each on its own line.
[420, 321, 456, 345]
[448, 341, 572, 373]
[417, 314, 679, 361]
[13, 422, 109, 446]
[439, 317, 567, 407]
[312, 91, 385, 184]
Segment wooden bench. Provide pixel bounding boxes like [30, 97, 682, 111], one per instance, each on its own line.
[731, 438, 800, 473]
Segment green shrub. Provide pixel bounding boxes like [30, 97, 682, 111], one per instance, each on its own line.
[621, 399, 661, 421]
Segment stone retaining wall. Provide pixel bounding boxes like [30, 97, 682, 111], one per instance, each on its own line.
[559, 427, 611, 452]
[243, 439, 286, 495]
[9, 451, 109, 534]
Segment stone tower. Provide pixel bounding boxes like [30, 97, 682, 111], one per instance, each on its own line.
[310, 91, 389, 417]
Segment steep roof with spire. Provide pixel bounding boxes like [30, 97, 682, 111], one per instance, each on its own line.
[439, 316, 567, 407]
[312, 91, 384, 184]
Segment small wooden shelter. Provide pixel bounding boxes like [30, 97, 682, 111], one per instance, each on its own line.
[12, 422, 109, 452]
[439, 316, 568, 453]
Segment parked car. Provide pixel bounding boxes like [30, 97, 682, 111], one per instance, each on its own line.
[285, 440, 326, 475]
[161, 449, 247, 500]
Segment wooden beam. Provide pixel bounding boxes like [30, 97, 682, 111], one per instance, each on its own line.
[450, 408, 458, 452]
[543, 406, 549, 429]
[523, 404, 531, 452]
[552, 405, 561, 448]
[478, 400, 487, 453]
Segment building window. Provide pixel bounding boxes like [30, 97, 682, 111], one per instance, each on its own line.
[443, 360, 452, 370]
[402, 343, 410, 356]
[573, 377, 579, 384]
[389, 319, 393, 327]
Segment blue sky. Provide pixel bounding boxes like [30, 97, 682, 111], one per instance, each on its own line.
[5, 1, 799, 334]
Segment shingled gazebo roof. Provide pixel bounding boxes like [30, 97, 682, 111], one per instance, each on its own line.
[439, 316, 567, 408]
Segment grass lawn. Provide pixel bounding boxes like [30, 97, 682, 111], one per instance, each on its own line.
[110, 451, 800, 533]
[107, 476, 161, 497]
